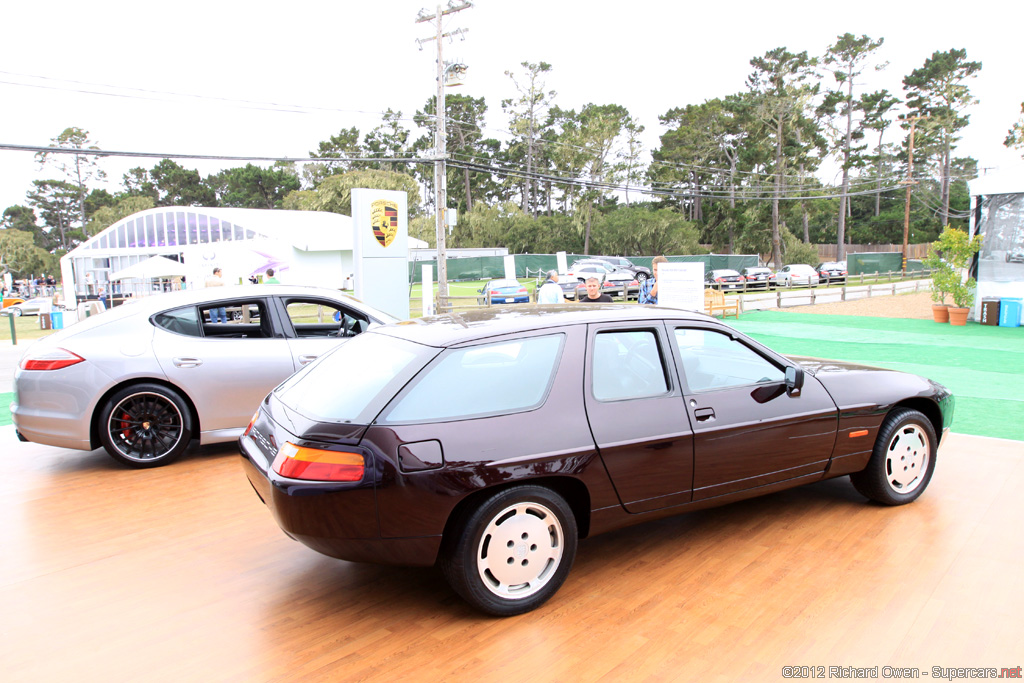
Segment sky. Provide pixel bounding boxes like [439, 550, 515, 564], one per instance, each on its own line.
[2, 0, 1022, 216]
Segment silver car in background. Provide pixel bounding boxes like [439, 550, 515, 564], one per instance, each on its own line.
[12, 285, 396, 468]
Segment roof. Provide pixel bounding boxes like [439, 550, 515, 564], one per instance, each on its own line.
[49, 285, 396, 341]
[375, 304, 714, 347]
[969, 166, 1024, 196]
[65, 207, 427, 257]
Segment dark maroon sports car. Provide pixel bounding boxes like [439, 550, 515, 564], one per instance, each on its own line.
[239, 305, 953, 616]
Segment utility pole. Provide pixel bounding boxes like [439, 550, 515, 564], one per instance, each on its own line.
[901, 114, 929, 273]
[416, 1, 471, 311]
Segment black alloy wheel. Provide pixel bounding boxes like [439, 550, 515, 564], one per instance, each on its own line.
[98, 383, 193, 468]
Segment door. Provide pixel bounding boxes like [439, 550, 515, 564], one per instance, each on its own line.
[277, 296, 375, 369]
[585, 323, 695, 513]
[151, 297, 296, 434]
[669, 323, 837, 501]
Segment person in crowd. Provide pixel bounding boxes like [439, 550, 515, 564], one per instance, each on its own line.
[264, 268, 280, 284]
[579, 276, 613, 303]
[536, 270, 562, 304]
[638, 255, 668, 305]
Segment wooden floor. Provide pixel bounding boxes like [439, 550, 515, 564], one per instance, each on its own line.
[2, 428, 1021, 682]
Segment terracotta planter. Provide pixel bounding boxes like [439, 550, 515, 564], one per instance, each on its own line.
[948, 307, 969, 326]
[931, 304, 950, 323]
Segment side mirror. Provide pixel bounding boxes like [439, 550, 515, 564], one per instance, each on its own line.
[785, 365, 804, 396]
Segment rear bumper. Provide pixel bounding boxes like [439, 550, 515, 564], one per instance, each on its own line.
[239, 433, 441, 567]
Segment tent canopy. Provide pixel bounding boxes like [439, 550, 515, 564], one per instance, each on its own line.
[110, 255, 189, 280]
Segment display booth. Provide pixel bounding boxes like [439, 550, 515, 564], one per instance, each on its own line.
[970, 169, 1024, 325]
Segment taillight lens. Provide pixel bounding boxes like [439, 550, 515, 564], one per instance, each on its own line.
[21, 348, 85, 371]
[272, 442, 364, 482]
[243, 410, 260, 438]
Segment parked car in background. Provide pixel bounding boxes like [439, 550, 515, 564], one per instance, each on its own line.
[705, 269, 745, 291]
[240, 305, 953, 616]
[816, 261, 848, 283]
[591, 256, 652, 282]
[478, 279, 530, 305]
[598, 269, 640, 297]
[1007, 246, 1024, 264]
[740, 267, 774, 289]
[566, 262, 638, 296]
[565, 262, 611, 283]
[1, 296, 54, 316]
[12, 286, 396, 468]
[556, 278, 586, 301]
[774, 264, 820, 287]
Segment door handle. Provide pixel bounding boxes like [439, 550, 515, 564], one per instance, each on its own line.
[172, 357, 203, 368]
[693, 407, 715, 422]
[298, 354, 318, 365]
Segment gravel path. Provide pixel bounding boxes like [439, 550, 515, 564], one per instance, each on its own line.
[772, 289, 937, 319]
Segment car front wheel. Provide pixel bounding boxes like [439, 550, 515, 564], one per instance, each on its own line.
[441, 485, 578, 616]
[635, 272, 649, 282]
[98, 383, 193, 468]
[850, 408, 937, 505]
[12, 308, 23, 317]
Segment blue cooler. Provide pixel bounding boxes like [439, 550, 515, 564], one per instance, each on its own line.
[999, 298, 1022, 328]
[50, 311, 64, 329]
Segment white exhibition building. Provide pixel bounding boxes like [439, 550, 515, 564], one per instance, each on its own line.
[59, 207, 427, 308]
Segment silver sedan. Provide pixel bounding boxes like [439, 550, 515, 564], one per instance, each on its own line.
[12, 285, 396, 468]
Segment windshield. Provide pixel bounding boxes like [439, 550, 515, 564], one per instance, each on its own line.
[274, 332, 438, 424]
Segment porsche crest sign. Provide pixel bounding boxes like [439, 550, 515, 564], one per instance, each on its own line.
[371, 199, 399, 248]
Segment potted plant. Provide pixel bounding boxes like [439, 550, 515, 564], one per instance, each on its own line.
[928, 228, 982, 326]
[924, 251, 953, 323]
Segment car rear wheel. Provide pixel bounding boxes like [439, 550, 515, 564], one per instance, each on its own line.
[98, 383, 193, 468]
[11, 308, 23, 317]
[850, 408, 936, 505]
[441, 485, 577, 616]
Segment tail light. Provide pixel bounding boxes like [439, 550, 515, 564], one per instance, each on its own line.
[272, 442, 365, 482]
[518, 288, 527, 294]
[243, 410, 260, 438]
[715, 278, 724, 282]
[20, 348, 85, 371]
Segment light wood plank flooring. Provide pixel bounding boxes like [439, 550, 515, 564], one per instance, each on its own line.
[2, 429, 1021, 682]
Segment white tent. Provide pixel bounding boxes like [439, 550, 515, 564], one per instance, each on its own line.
[110, 255, 189, 280]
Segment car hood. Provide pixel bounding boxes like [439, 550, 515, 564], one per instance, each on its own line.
[788, 355, 953, 426]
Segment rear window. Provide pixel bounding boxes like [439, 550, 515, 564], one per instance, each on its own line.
[274, 333, 437, 424]
[379, 334, 564, 424]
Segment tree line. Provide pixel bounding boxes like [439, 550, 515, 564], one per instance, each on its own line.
[4, 35, 1015, 279]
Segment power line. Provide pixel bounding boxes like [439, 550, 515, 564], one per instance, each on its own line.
[0, 142, 432, 165]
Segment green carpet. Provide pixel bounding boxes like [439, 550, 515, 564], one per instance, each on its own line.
[1, 392, 13, 427]
[730, 311, 1024, 442]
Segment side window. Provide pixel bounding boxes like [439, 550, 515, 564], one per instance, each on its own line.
[284, 300, 366, 338]
[381, 334, 563, 423]
[674, 328, 784, 392]
[198, 300, 268, 338]
[592, 330, 669, 401]
[152, 306, 201, 337]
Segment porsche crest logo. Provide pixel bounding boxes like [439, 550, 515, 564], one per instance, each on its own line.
[371, 199, 399, 248]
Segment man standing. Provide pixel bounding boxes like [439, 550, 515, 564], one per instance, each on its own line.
[536, 270, 563, 304]
[579, 276, 613, 303]
[638, 255, 668, 305]
[264, 268, 280, 284]
[205, 267, 226, 323]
